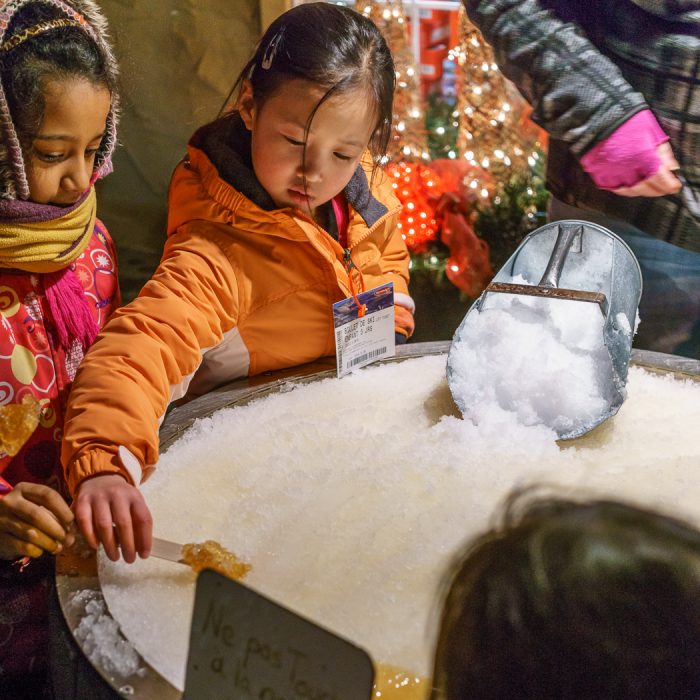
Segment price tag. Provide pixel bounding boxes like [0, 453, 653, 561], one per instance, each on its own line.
[333, 282, 395, 378]
[183, 570, 375, 700]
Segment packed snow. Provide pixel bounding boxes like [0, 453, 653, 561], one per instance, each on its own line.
[448, 282, 624, 438]
[96, 354, 699, 691]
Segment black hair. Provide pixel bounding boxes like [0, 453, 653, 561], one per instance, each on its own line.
[431, 488, 700, 699]
[0, 3, 117, 154]
[229, 2, 394, 162]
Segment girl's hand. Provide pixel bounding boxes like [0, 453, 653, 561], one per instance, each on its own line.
[0, 482, 75, 560]
[73, 473, 152, 564]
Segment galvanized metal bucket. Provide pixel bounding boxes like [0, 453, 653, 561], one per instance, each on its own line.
[448, 220, 643, 439]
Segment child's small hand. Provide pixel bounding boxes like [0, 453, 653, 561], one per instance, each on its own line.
[73, 473, 152, 564]
[0, 482, 75, 560]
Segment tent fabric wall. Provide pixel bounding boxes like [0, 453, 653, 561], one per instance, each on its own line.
[97, 0, 260, 301]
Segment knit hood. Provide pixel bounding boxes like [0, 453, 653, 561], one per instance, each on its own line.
[0, 0, 119, 201]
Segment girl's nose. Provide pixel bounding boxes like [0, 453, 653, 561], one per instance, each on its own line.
[301, 168, 321, 185]
[297, 155, 322, 183]
[63, 159, 91, 193]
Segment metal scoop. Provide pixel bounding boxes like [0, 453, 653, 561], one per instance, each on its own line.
[447, 220, 642, 439]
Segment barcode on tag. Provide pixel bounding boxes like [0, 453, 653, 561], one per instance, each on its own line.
[333, 282, 395, 378]
[336, 330, 343, 369]
[346, 346, 387, 369]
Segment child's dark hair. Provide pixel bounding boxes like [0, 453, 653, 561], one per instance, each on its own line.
[0, 1, 119, 199]
[432, 489, 700, 699]
[232, 2, 394, 161]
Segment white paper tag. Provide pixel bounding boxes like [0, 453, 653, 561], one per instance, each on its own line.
[333, 282, 396, 378]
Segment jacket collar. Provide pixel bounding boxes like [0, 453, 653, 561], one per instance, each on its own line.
[189, 114, 388, 228]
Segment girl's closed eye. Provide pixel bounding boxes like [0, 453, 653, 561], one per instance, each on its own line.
[32, 137, 102, 163]
[334, 152, 353, 161]
[34, 151, 65, 163]
[284, 135, 304, 147]
[33, 146, 100, 164]
[34, 150, 65, 163]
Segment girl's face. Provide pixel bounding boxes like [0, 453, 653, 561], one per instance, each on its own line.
[239, 79, 377, 217]
[26, 77, 110, 206]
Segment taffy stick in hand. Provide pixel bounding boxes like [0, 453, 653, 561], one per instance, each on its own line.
[0, 395, 41, 456]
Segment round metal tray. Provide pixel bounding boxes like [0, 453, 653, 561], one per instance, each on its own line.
[52, 342, 700, 699]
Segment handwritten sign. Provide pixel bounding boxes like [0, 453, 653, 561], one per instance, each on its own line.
[183, 570, 375, 700]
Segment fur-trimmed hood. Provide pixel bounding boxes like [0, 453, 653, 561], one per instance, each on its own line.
[0, 0, 119, 201]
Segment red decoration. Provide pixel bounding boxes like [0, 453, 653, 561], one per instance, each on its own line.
[437, 192, 494, 297]
[386, 161, 444, 253]
[386, 158, 494, 298]
[429, 158, 494, 203]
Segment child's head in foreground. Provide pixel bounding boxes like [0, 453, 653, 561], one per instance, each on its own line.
[0, 0, 118, 204]
[232, 1, 394, 213]
[432, 489, 700, 699]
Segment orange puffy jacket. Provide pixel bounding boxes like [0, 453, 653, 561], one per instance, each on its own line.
[62, 118, 414, 492]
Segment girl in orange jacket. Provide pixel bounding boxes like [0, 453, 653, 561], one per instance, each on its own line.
[62, 3, 415, 563]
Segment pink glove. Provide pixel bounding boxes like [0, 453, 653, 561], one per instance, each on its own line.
[580, 110, 670, 190]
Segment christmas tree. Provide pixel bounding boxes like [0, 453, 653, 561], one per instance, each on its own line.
[453, 6, 544, 191]
[355, 0, 428, 162]
[355, 1, 549, 298]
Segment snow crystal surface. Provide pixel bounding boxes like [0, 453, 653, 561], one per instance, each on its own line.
[68, 589, 144, 680]
[99, 355, 700, 691]
[449, 291, 617, 437]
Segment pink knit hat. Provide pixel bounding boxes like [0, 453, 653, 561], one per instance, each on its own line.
[0, 0, 119, 200]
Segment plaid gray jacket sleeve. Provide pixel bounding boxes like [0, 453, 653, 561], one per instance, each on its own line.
[464, 0, 648, 157]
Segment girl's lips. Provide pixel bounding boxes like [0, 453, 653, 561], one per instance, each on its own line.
[288, 189, 312, 206]
[53, 191, 83, 205]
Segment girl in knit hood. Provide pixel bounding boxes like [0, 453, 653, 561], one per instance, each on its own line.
[0, 1, 120, 695]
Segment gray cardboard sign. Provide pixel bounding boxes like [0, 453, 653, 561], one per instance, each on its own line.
[183, 570, 375, 699]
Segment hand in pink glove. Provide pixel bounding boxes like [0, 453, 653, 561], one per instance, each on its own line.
[580, 110, 682, 198]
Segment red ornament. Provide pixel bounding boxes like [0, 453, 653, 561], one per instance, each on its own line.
[386, 161, 445, 253]
[387, 159, 494, 298]
[436, 192, 494, 298]
[429, 158, 494, 203]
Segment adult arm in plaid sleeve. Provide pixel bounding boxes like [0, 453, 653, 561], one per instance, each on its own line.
[463, 0, 682, 195]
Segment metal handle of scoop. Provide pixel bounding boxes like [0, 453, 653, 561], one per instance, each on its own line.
[480, 222, 607, 313]
[538, 223, 580, 288]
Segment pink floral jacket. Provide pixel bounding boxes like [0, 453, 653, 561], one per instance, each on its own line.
[0, 220, 119, 488]
[0, 218, 119, 684]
